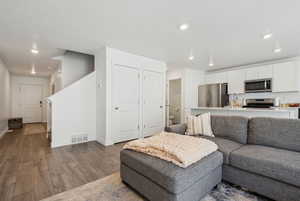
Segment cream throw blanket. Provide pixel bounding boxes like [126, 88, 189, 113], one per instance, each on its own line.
[123, 132, 218, 168]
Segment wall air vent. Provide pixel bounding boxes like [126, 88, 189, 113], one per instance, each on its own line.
[71, 134, 88, 144]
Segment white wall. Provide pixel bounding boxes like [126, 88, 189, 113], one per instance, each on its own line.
[49, 63, 63, 94]
[11, 75, 49, 122]
[50, 51, 94, 94]
[167, 68, 205, 123]
[183, 68, 205, 109]
[49, 72, 96, 148]
[62, 51, 94, 88]
[95, 47, 167, 146]
[0, 58, 10, 137]
[95, 47, 107, 145]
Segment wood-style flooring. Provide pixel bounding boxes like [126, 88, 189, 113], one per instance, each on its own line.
[0, 124, 124, 201]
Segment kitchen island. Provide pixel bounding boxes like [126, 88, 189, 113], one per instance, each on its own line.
[191, 107, 299, 119]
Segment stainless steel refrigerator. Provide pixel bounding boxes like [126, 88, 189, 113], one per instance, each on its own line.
[198, 83, 229, 107]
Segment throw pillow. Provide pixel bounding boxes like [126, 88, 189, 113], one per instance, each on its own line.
[186, 113, 214, 137]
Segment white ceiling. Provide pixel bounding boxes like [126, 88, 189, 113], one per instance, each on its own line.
[1, 0, 300, 76]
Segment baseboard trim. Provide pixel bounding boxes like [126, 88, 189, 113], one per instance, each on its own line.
[0, 126, 9, 139]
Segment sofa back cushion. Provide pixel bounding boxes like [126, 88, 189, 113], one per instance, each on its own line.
[211, 115, 249, 144]
[248, 118, 300, 152]
[165, 124, 187, 135]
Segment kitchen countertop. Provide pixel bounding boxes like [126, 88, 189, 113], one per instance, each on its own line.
[191, 107, 299, 113]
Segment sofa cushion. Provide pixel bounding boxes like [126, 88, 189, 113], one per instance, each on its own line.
[120, 149, 223, 194]
[165, 124, 187, 135]
[248, 118, 300, 152]
[230, 145, 300, 187]
[200, 136, 243, 164]
[211, 115, 249, 144]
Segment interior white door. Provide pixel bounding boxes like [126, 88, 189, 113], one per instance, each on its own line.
[143, 70, 164, 137]
[21, 84, 43, 123]
[112, 64, 140, 143]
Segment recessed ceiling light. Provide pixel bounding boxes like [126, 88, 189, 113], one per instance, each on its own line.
[263, 33, 273, 40]
[31, 65, 36, 74]
[189, 55, 194, 60]
[31, 49, 39, 54]
[209, 56, 214, 67]
[188, 49, 194, 60]
[273, 42, 282, 53]
[179, 24, 189, 31]
[273, 48, 282, 53]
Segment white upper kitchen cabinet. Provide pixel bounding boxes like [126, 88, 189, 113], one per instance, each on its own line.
[205, 71, 228, 84]
[259, 65, 273, 79]
[228, 69, 245, 94]
[245, 67, 259, 80]
[245, 65, 273, 80]
[273, 61, 300, 92]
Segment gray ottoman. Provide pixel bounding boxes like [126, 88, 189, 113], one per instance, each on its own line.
[120, 150, 223, 201]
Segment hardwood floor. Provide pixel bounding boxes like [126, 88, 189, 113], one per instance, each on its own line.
[0, 124, 124, 201]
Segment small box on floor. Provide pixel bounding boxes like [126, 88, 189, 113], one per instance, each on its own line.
[8, 118, 23, 129]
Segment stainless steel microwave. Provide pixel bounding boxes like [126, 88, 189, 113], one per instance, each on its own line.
[245, 79, 272, 93]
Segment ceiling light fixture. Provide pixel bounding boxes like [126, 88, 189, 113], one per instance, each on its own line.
[273, 47, 282, 53]
[188, 49, 194, 60]
[189, 55, 194, 60]
[273, 42, 282, 53]
[263, 33, 273, 40]
[179, 23, 189, 31]
[209, 56, 214, 67]
[31, 65, 36, 75]
[31, 49, 39, 54]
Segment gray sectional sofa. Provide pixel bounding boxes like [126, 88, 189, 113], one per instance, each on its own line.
[121, 116, 300, 201]
[165, 116, 300, 201]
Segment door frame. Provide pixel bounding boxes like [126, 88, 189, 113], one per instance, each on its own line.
[166, 78, 183, 126]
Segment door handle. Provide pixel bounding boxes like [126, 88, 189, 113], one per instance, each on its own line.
[160, 106, 163, 108]
[114, 107, 119, 110]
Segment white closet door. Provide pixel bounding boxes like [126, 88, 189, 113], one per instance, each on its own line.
[112, 64, 140, 143]
[143, 70, 164, 137]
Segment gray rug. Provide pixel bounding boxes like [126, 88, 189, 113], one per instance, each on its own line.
[41, 172, 271, 201]
[202, 182, 270, 201]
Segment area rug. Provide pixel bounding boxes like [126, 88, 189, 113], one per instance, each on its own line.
[41, 172, 271, 201]
[24, 123, 46, 135]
